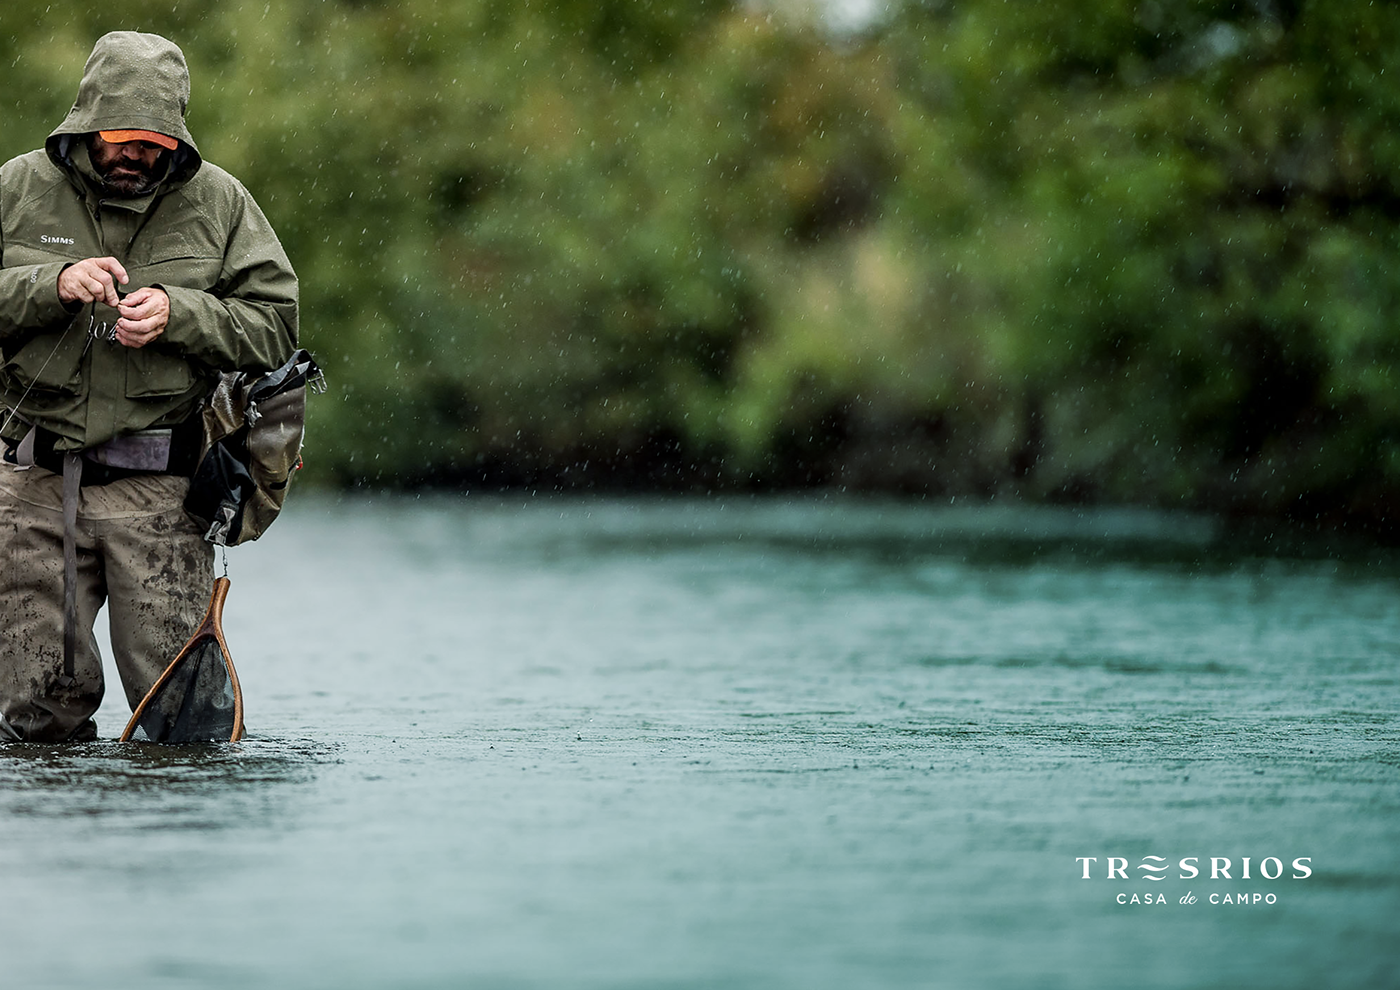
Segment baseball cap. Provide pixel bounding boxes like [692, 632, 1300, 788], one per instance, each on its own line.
[99, 129, 178, 150]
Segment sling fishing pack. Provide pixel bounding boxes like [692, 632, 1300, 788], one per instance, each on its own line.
[184, 348, 324, 546]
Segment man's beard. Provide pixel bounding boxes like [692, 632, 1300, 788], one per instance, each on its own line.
[97, 160, 163, 196]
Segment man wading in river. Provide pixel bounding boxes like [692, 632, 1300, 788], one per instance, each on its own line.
[0, 31, 297, 742]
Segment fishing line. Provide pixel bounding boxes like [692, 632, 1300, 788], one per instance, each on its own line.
[0, 318, 81, 438]
[0, 302, 108, 439]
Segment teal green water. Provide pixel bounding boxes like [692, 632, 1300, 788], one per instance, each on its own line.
[2, 497, 1398, 989]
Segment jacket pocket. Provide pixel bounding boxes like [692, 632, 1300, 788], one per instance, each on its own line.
[126, 348, 197, 399]
[1, 325, 86, 395]
[134, 233, 224, 292]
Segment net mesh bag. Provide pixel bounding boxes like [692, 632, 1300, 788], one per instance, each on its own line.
[121, 577, 245, 743]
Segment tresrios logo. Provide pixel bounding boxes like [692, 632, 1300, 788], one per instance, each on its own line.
[1076, 855, 1313, 907]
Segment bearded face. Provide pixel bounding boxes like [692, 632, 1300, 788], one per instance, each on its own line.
[88, 134, 168, 196]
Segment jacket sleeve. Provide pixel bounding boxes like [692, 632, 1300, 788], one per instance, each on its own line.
[157, 183, 298, 374]
[0, 260, 74, 339]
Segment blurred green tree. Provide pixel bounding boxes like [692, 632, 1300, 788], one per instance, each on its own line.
[2, 0, 1397, 531]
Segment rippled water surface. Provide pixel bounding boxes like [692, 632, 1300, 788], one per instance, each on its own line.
[3, 495, 1398, 989]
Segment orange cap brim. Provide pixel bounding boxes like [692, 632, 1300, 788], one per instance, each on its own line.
[99, 129, 178, 151]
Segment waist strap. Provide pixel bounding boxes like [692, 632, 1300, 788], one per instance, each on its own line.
[5, 421, 201, 485]
[82, 432, 174, 472]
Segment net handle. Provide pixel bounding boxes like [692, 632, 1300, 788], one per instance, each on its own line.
[119, 577, 245, 742]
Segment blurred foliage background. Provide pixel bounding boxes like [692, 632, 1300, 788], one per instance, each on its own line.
[4, 0, 1399, 531]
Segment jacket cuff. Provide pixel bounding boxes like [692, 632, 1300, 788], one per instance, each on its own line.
[37, 263, 79, 323]
[151, 282, 192, 345]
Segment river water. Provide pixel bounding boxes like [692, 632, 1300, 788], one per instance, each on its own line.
[1, 495, 1397, 989]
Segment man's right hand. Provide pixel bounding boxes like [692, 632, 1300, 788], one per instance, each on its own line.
[57, 257, 129, 308]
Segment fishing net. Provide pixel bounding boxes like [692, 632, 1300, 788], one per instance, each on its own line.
[121, 577, 245, 743]
[124, 637, 239, 742]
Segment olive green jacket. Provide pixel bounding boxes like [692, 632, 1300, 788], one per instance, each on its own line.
[0, 31, 297, 451]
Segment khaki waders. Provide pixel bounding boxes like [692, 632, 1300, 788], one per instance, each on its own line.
[0, 462, 211, 741]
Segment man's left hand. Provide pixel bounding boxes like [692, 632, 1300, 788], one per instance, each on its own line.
[114, 287, 170, 348]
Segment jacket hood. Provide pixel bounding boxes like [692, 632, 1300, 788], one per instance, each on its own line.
[46, 31, 202, 185]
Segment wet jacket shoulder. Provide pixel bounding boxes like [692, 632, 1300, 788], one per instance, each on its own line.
[0, 151, 79, 333]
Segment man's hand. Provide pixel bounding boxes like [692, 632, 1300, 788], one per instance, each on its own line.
[57, 257, 128, 307]
[114, 286, 170, 348]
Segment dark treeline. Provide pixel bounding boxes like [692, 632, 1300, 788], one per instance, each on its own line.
[4, 1, 1400, 532]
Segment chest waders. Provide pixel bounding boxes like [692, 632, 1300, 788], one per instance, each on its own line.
[12, 426, 198, 689]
